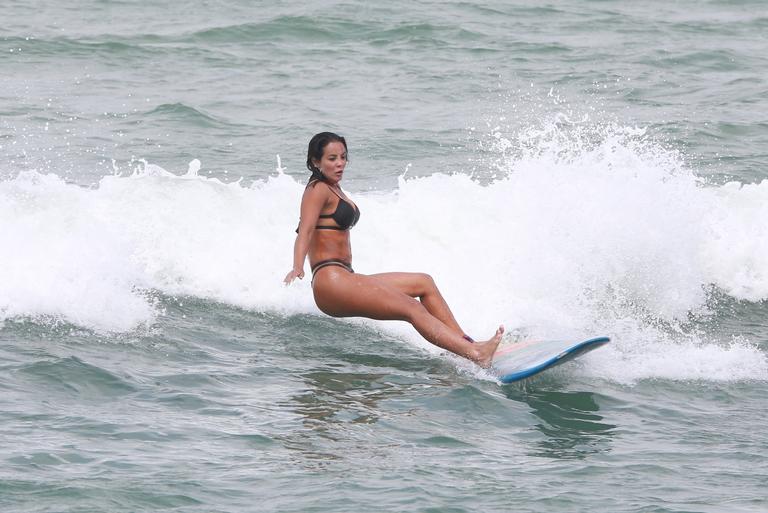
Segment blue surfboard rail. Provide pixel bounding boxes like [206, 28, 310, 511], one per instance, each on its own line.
[492, 336, 610, 383]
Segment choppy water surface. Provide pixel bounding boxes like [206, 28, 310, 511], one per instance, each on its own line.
[1, 1, 767, 512]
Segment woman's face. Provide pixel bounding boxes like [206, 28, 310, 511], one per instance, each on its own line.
[313, 141, 347, 184]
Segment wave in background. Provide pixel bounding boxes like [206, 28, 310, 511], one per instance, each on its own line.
[1, 119, 766, 383]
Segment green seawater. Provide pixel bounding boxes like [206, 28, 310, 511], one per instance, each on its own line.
[2, 299, 767, 512]
[1, 1, 767, 512]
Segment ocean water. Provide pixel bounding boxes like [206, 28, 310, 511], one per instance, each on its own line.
[1, 1, 767, 512]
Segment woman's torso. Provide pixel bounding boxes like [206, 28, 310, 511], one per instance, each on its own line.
[307, 182, 359, 267]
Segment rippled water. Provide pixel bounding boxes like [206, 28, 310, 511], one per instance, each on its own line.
[2, 1, 768, 512]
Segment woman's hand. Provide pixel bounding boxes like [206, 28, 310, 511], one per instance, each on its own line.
[284, 268, 305, 285]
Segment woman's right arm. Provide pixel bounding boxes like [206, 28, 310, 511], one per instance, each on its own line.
[284, 185, 326, 284]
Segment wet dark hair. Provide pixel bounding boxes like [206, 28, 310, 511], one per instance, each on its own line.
[306, 132, 348, 182]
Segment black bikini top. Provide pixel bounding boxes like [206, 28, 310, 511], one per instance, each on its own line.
[296, 180, 361, 233]
[316, 194, 360, 230]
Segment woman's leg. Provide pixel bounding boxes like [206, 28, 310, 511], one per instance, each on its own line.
[367, 272, 465, 335]
[312, 268, 503, 366]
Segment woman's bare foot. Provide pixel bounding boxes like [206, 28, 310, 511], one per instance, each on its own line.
[469, 325, 504, 367]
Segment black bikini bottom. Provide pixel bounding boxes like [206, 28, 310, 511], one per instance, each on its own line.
[311, 259, 354, 277]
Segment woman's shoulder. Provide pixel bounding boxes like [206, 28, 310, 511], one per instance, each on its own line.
[303, 179, 332, 200]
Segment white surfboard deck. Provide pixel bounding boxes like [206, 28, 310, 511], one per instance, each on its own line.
[491, 336, 610, 383]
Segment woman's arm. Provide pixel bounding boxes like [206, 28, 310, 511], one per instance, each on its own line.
[284, 184, 326, 284]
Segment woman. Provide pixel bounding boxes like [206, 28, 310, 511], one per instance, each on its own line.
[284, 132, 503, 367]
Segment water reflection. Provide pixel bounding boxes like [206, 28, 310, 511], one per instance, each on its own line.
[503, 385, 617, 459]
[292, 369, 393, 431]
[281, 364, 450, 467]
[274, 315, 457, 466]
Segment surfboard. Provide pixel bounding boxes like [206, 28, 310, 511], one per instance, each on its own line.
[491, 336, 610, 383]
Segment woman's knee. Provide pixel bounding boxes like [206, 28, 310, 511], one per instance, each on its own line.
[412, 272, 435, 290]
[416, 272, 433, 283]
[418, 273, 441, 297]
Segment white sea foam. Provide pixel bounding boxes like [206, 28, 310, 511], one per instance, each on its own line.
[1, 124, 766, 381]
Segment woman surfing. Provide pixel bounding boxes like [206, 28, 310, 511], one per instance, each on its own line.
[284, 132, 503, 366]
